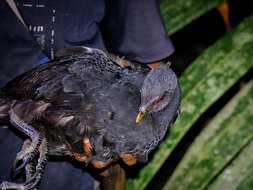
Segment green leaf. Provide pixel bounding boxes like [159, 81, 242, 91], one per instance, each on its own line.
[163, 80, 253, 190]
[235, 169, 253, 190]
[127, 15, 253, 190]
[160, 0, 225, 34]
[207, 139, 253, 190]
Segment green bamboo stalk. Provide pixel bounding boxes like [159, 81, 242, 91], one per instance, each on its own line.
[127, 15, 253, 190]
[160, 0, 225, 34]
[207, 139, 253, 190]
[163, 80, 253, 190]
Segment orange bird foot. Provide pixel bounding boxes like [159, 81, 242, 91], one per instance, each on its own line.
[83, 137, 92, 154]
[120, 153, 138, 166]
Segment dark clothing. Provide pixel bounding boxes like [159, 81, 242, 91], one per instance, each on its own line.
[101, 0, 174, 63]
[15, 0, 106, 58]
[0, 0, 174, 189]
[11, 0, 174, 62]
[0, 1, 45, 87]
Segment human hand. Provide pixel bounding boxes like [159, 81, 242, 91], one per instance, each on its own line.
[147, 60, 166, 69]
[72, 137, 138, 171]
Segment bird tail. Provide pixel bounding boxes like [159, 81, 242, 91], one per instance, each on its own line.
[0, 93, 16, 123]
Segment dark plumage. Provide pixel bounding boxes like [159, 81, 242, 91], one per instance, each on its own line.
[0, 47, 180, 190]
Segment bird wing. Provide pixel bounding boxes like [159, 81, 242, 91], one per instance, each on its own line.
[2, 54, 138, 155]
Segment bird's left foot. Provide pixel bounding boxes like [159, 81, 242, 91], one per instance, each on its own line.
[24, 138, 48, 189]
[12, 137, 42, 173]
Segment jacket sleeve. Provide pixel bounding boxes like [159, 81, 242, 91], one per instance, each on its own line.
[0, 1, 46, 87]
[101, 0, 174, 63]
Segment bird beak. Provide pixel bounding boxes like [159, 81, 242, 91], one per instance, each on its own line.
[135, 110, 148, 123]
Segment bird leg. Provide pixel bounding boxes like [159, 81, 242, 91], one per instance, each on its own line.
[8, 100, 50, 172]
[0, 137, 48, 190]
[0, 102, 49, 190]
[9, 109, 43, 173]
[22, 138, 48, 190]
[22, 162, 38, 190]
[12, 139, 36, 172]
[15, 146, 37, 189]
[25, 159, 36, 184]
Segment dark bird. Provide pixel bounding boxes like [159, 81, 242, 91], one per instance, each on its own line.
[0, 46, 180, 190]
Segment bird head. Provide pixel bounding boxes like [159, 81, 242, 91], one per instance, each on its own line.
[136, 63, 178, 123]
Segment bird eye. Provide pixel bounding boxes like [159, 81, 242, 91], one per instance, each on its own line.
[157, 94, 166, 103]
[150, 94, 166, 107]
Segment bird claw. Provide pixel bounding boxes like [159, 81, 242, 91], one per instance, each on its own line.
[12, 158, 29, 174]
[0, 175, 39, 190]
[1, 138, 48, 190]
[0, 106, 48, 190]
[0, 181, 25, 190]
[12, 136, 42, 174]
